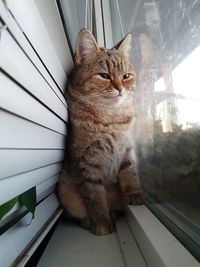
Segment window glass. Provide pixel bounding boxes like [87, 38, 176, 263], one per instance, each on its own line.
[109, 0, 200, 260]
[58, 0, 93, 50]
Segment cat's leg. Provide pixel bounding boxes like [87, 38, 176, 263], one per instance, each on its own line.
[58, 172, 89, 228]
[106, 183, 124, 222]
[78, 142, 113, 235]
[82, 182, 113, 235]
[106, 183, 124, 210]
[117, 148, 145, 205]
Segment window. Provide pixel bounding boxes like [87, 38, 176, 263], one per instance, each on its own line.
[104, 0, 200, 261]
[58, 0, 94, 50]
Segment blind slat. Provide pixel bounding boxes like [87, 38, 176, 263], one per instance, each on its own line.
[37, 174, 59, 201]
[36, 174, 59, 202]
[0, 110, 65, 149]
[0, 150, 64, 180]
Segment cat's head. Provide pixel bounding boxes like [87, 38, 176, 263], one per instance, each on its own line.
[69, 29, 136, 106]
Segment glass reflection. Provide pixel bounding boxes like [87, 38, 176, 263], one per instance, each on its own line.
[109, 0, 200, 254]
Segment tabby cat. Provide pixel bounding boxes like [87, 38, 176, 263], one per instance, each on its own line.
[58, 30, 144, 235]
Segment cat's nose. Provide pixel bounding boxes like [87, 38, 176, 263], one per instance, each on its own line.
[113, 81, 123, 93]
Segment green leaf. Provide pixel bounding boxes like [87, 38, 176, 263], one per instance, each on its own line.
[0, 197, 18, 220]
[19, 187, 36, 219]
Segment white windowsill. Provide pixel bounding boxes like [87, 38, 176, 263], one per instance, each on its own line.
[37, 205, 200, 267]
[126, 205, 200, 267]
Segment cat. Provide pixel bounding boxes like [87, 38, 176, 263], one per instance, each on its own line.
[58, 29, 144, 235]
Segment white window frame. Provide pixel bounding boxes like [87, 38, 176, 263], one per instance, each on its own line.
[125, 205, 200, 267]
[93, 0, 104, 47]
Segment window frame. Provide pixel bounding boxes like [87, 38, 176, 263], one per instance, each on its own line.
[125, 205, 200, 267]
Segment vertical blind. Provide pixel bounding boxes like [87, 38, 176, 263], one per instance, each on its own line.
[0, 0, 72, 266]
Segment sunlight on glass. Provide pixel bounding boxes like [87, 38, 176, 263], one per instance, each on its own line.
[154, 77, 165, 91]
[172, 45, 200, 98]
[172, 45, 200, 128]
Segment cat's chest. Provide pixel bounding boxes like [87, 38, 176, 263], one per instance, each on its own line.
[103, 128, 133, 180]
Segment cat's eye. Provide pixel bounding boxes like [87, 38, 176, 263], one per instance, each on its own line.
[98, 73, 110, 79]
[123, 73, 130, 80]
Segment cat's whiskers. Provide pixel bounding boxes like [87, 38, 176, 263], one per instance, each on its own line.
[79, 92, 106, 99]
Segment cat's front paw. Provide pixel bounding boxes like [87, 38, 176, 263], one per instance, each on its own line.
[124, 190, 145, 205]
[92, 218, 114, 235]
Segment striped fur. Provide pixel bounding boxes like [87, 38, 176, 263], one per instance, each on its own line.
[58, 30, 144, 235]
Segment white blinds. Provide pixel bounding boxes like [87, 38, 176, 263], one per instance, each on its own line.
[0, 194, 61, 267]
[0, 0, 71, 265]
[34, 0, 73, 74]
[0, 163, 62, 205]
[0, 30, 67, 120]
[6, 0, 69, 92]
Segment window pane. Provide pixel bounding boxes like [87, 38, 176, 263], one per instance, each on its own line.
[58, 0, 93, 49]
[109, 0, 200, 260]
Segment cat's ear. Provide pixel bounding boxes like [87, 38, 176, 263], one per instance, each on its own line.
[113, 33, 132, 58]
[74, 29, 99, 65]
